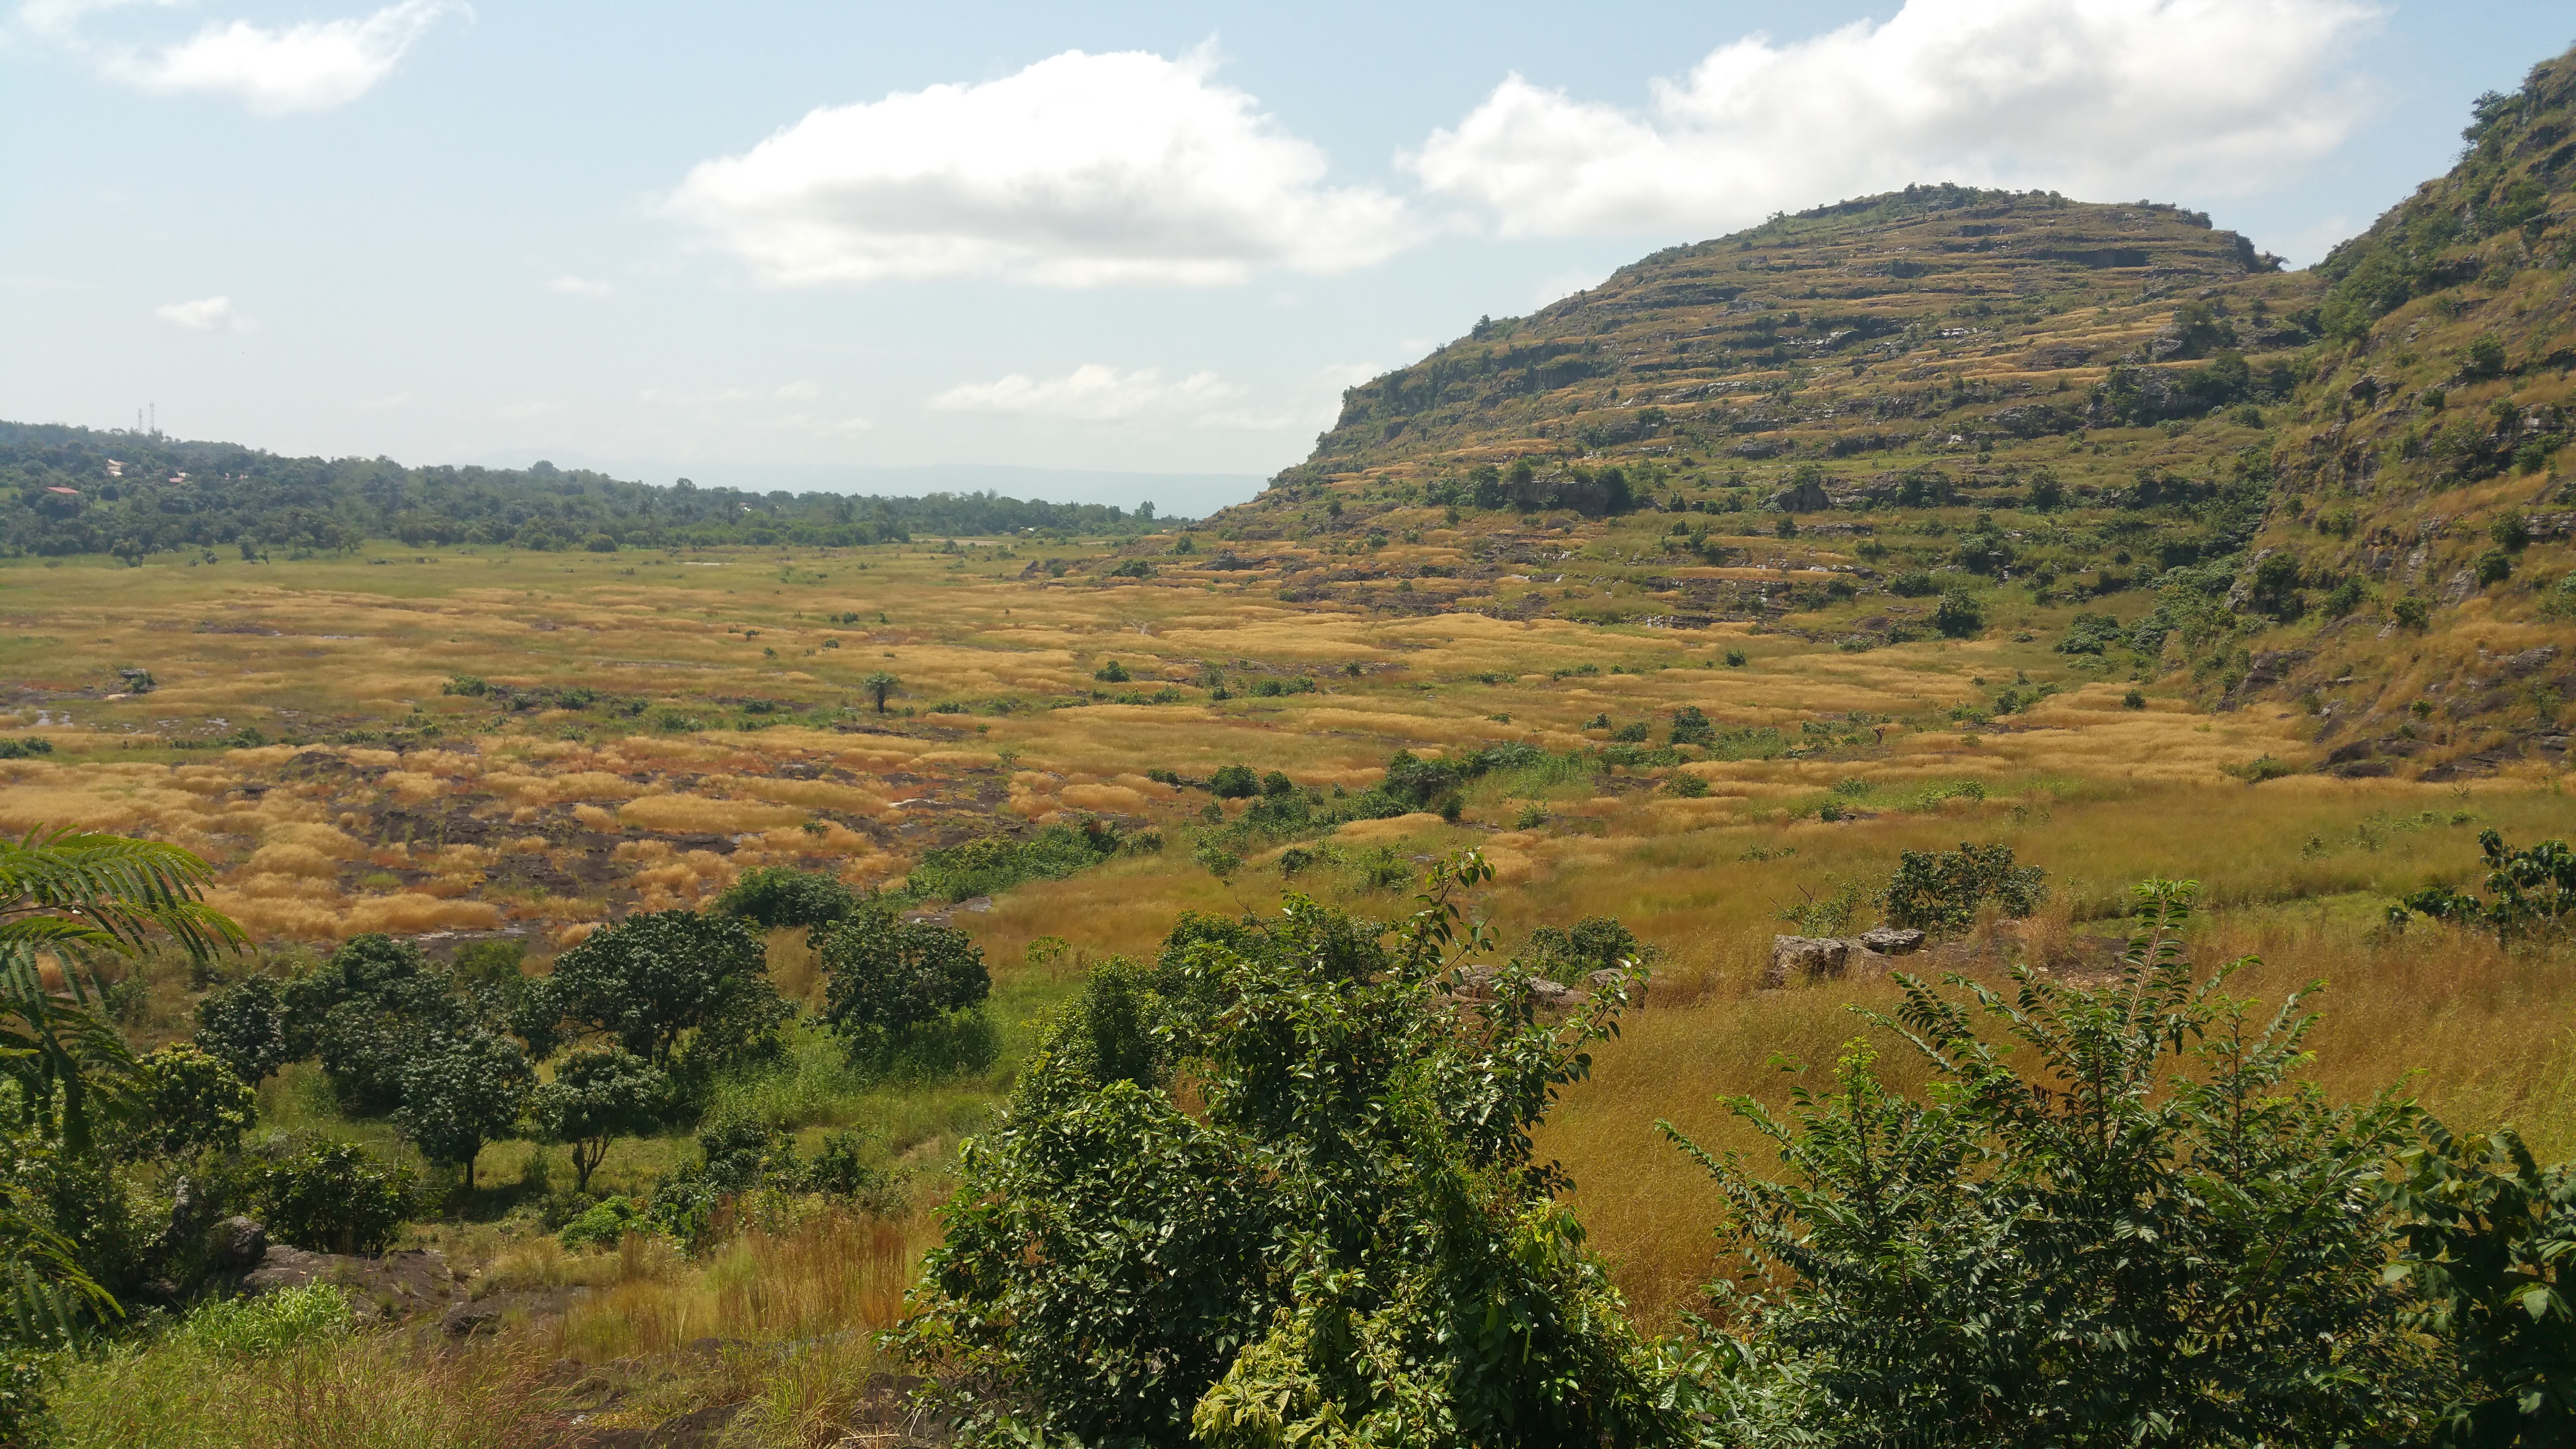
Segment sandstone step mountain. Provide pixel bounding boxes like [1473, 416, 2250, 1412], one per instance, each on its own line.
[1121, 45, 2576, 784]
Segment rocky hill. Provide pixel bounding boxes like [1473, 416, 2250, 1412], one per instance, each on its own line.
[1130, 47, 2576, 784]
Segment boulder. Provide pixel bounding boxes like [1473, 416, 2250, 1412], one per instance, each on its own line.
[241, 1245, 456, 1320]
[1858, 927, 1925, 956]
[206, 1216, 267, 1273]
[440, 1301, 501, 1337]
[1763, 935, 1850, 989]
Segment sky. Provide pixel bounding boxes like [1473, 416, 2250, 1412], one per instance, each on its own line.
[3, 1, 2571, 516]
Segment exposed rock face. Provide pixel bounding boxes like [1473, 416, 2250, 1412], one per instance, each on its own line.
[241, 1245, 459, 1319]
[1765, 928, 1930, 988]
[206, 1216, 267, 1272]
[1764, 935, 1850, 988]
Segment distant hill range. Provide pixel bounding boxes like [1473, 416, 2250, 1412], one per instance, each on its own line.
[0, 425, 1188, 557]
[1183, 44, 2576, 778]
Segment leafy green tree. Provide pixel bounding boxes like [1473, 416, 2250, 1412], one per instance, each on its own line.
[815, 902, 989, 1052]
[709, 866, 857, 932]
[394, 1030, 534, 1189]
[896, 854, 1674, 1448]
[2388, 1121, 2576, 1444]
[119, 1045, 254, 1161]
[1666, 881, 2435, 1447]
[520, 910, 786, 1069]
[862, 671, 899, 713]
[529, 1046, 666, 1193]
[192, 975, 291, 1084]
[286, 935, 476, 1117]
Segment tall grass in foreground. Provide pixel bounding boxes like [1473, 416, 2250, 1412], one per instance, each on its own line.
[52, 1328, 581, 1449]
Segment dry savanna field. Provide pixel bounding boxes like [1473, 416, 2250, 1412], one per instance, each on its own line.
[4, 534, 2573, 1335]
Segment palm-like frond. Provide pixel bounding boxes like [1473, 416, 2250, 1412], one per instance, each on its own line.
[0, 1190, 116, 1349]
[0, 828, 245, 966]
[0, 827, 241, 1152]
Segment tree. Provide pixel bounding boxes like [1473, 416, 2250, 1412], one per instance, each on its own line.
[521, 910, 785, 1068]
[193, 975, 292, 1084]
[709, 866, 857, 932]
[529, 1046, 667, 1193]
[1666, 880, 2433, 1446]
[1, 827, 243, 1152]
[285, 934, 476, 1117]
[120, 1045, 254, 1161]
[896, 855, 1674, 1448]
[394, 1030, 533, 1190]
[816, 902, 989, 1047]
[862, 671, 899, 713]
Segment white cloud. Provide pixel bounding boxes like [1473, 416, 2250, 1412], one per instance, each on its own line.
[773, 379, 821, 401]
[928, 364, 1248, 423]
[548, 274, 612, 297]
[154, 294, 249, 331]
[1409, 0, 2376, 238]
[105, 0, 462, 115]
[665, 47, 1417, 288]
[497, 400, 559, 419]
[15, 0, 185, 41]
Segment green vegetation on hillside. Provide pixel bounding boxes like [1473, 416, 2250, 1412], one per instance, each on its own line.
[0, 423, 1175, 559]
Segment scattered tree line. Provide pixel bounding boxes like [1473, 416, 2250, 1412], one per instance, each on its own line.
[0, 421, 1176, 559]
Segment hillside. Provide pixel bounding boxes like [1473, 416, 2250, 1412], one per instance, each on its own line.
[0, 422, 1172, 558]
[1144, 50, 2576, 783]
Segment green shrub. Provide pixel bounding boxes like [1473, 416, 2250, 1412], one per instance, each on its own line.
[710, 867, 858, 931]
[1723, 648, 1748, 667]
[1881, 841, 2046, 933]
[1669, 881, 2430, 1444]
[1209, 764, 1259, 799]
[816, 903, 992, 1072]
[1668, 706, 1716, 746]
[906, 820, 1127, 901]
[1931, 588, 1986, 639]
[2394, 596, 2431, 629]
[1665, 773, 1710, 799]
[176, 1282, 352, 1357]
[2055, 612, 2123, 654]
[257, 1144, 413, 1255]
[557, 1196, 649, 1250]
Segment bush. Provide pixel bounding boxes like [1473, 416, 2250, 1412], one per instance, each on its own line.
[1668, 706, 1716, 746]
[2387, 830, 2576, 944]
[2056, 612, 2123, 654]
[1209, 764, 1259, 799]
[816, 903, 991, 1064]
[710, 867, 858, 931]
[1887, 571, 1939, 597]
[193, 977, 293, 1085]
[1669, 881, 2430, 1444]
[288, 935, 479, 1118]
[176, 1282, 352, 1357]
[906, 821, 1126, 901]
[557, 1196, 649, 1250]
[1093, 660, 1131, 683]
[2394, 596, 2431, 629]
[1723, 648, 1748, 667]
[1517, 916, 1643, 983]
[257, 1144, 414, 1255]
[121, 1046, 254, 1161]
[1881, 841, 2047, 933]
[895, 856, 1672, 1446]
[1665, 773, 1710, 799]
[1931, 588, 1986, 638]
[2122, 689, 2147, 709]
[530, 1046, 667, 1193]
